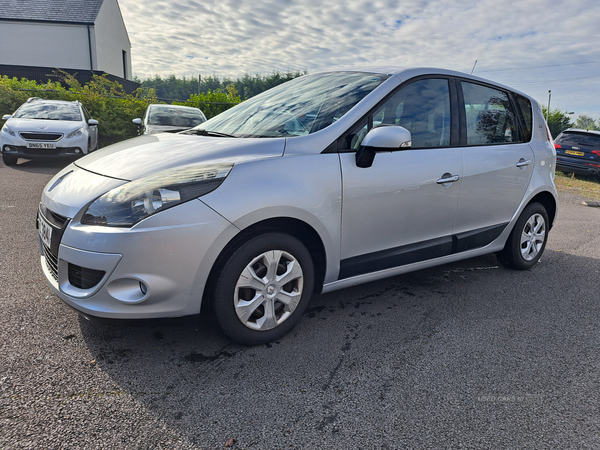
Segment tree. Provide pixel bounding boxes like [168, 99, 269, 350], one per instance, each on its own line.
[542, 106, 573, 138]
[574, 115, 599, 131]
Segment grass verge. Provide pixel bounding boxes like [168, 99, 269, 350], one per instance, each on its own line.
[554, 171, 600, 200]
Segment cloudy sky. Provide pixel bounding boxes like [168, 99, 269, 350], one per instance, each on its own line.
[117, 0, 600, 120]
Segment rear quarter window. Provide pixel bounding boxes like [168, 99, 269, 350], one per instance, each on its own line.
[514, 94, 533, 142]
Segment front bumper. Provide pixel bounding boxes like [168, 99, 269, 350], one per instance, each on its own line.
[1, 133, 88, 158]
[39, 198, 239, 319]
[3, 145, 84, 158]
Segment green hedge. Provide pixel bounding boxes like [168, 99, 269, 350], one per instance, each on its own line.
[0, 73, 245, 148]
[173, 84, 242, 119]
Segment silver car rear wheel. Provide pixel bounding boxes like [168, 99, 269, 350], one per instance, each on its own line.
[496, 202, 549, 270]
[213, 232, 314, 345]
[519, 213, 546, 261]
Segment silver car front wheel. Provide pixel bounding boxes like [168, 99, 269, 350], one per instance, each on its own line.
[234, 249, 304, 331]
[213, 232, 314, 345]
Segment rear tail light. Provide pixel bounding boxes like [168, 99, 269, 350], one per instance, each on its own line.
[592, 150, 600, 157]
[554, 143, 562, 149]
[546, 127, 553, 144]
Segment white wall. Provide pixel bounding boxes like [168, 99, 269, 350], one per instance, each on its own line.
[0, 21, 91, 70]
[93, 0, 132, 79]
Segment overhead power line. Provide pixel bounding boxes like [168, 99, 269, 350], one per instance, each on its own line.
[512, 74, 600, 87]
[476, 60, 600, 74]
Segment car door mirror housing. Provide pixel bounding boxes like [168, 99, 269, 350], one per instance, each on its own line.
[2, 114, 12, 120]
[132, 118, 142, 126]
[88, 119, 99, 126]
[356, 125, 412, 168]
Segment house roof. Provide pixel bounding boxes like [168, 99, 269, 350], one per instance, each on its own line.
[0, 0, 104, 24]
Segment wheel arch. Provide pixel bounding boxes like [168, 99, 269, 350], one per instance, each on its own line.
[203, 217, 328, 309]
[527, 190, 557, 230]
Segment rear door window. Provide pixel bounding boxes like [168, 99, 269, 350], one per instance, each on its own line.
[461, 82, 518, 145]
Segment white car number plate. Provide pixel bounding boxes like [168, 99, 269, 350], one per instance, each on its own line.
[28, 142, 56, 149]
[39, 216, 53, 249]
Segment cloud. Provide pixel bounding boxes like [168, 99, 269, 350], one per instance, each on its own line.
[118, 0, 600, 118]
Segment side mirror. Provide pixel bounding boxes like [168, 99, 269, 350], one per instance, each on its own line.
[2, 114, 12, 120]
[356, 125, 412, 168]
[132, 118, 142, 126]
[88, 119, 98, 126]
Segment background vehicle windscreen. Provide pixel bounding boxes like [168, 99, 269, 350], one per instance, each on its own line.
[196, 72, 389, 137]
[148, 108, 205, 127]
[14, 103, 82, 121]
[556, 132, 600, 148]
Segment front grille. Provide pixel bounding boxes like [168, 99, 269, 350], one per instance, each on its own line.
[19, 132, 63, 141]
[42, 242, 59, 281]
[43, 208, 68, 228]
[68, 264, 105, 289]
[24, 148, 61, 156]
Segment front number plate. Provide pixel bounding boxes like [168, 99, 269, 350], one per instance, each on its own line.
[39, 215, 53, 249]
[565, 150, 585, 156]
[28, 142, 56, 149]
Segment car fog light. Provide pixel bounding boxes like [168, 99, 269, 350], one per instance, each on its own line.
[107, 278, 149, 304]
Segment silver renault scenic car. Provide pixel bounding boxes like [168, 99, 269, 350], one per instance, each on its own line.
[38, 68, 558, 345]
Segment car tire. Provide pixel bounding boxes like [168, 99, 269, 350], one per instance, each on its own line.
[2, 154, 18, 166]
[496, 202, 549, 270]
[212, 232, 314, 345]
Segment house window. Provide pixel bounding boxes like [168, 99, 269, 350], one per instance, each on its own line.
[122, 50, 128, 79]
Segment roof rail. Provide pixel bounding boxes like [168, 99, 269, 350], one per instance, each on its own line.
[26, 97, 42, 103]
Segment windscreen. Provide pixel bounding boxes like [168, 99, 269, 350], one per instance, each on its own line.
[148, 107, 206, 127]
[14, 103, 82, 121]
[192, 72, 389, 138]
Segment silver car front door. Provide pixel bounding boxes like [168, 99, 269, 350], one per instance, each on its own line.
[339, 148, 463, 279]
[338, 78, 462, 280]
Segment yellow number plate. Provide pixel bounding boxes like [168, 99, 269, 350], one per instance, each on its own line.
[565, 150, 584, 156]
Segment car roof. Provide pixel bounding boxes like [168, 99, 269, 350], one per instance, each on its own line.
[310, 66, 534, 101]
[148, 104, 200, 111]
[24, 98, 80, 106]
[560, 128, 600, 136]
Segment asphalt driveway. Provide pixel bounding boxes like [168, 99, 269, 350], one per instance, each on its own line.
[1, 158, 599, 449]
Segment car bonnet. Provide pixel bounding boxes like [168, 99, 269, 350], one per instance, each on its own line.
[74, 133, 286, 180]
[41, 133, 285, 218]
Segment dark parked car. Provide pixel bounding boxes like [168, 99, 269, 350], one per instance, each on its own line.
[554, 128, 600, 178]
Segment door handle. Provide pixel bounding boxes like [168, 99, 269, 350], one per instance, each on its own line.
[436, 174, 460, 185]
[516, 159, 532, 168]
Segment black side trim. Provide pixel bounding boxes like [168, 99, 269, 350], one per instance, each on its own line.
[339, 236, 453, 280]
[339, 223, 508, 280]
[453, 223, 507, 253]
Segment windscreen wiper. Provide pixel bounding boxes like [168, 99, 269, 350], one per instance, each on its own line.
[184, 129, 236, 138]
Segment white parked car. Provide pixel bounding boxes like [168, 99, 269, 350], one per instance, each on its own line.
[132, 104, 207, 135]
[1, 98, 99, 166]
[38, 68, 558, 345]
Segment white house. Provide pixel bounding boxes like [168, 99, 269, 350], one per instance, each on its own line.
[0, 0, 135, 90]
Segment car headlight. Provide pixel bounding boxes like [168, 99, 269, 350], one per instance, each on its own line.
[1, 124, 16, 137]
[81, 164, 233, 227]
[66, 126, 85, 139]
